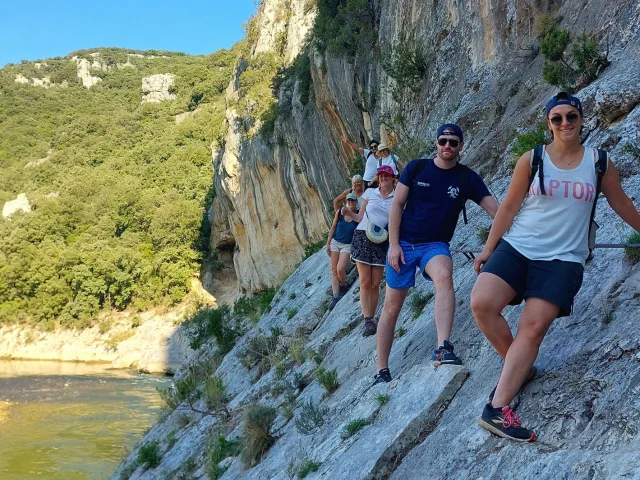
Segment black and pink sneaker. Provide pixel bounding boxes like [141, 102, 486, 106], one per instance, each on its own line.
[477, 404, 537, 442]
[362, 317, 377, 337]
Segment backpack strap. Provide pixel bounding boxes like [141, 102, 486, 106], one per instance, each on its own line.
[378, 154, 400, 174]
[405, 158, 430, 211]
[409, 158, 429, 183]
[460, 166, 469, 225]
[529, 145, 546, 195]
[587, 149, 609, 255]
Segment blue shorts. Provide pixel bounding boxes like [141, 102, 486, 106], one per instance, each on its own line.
[386, 241, 452, 290]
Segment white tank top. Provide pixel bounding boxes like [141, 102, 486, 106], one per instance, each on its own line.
[503, 146, 597, 265]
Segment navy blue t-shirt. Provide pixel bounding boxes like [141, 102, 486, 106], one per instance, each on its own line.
[398, 159, 491, 244]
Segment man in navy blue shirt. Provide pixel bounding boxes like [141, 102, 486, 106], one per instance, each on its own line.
[373, 124, 500, 384]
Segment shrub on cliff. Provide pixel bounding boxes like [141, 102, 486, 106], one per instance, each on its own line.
[539, 26, 610, 90]
[382, 28, 429, 97]
[137, 440, 162, 469]
[184, 305, 244, 352]
[240, 404, 278, 467]
[624, 232, 640, 264]
[510, 123, 547, 168]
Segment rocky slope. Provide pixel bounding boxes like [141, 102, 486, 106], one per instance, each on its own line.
[113, 0, 640, 478]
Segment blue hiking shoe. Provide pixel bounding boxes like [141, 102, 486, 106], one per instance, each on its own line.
[431, 340, 462, 366]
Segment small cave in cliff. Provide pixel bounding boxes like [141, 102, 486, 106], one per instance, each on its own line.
[200, 243, 237, 307]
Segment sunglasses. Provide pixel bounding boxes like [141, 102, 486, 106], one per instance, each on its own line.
[549, 112, 580, 126]
[437, 138, 460, 148]
[370, 145, 378, 149]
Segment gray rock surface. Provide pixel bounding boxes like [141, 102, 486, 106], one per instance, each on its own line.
[141, 73, 177, 104]
[2, 193, 32, 218]
[71, 56, 103, 87]
[113, 196, 640, 478]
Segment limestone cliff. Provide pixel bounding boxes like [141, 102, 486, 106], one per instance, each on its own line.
[210, 0, 640, 296]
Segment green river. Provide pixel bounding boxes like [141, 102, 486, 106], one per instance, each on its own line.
[0, 360, 171, 479]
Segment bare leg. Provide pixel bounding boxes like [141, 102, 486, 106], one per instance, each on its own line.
[330, 252, 340, 295]
[492, 298, 559, 408]
[337, 252, 350, 286]
[424, 255, 455, 347]
[376, 286, 409, 369]
[356, 262, 374, 318]
[471, 272, 517, 359]
[369, 265, 384, 316]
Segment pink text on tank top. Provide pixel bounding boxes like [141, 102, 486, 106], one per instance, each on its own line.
[529, 177, 595, 202]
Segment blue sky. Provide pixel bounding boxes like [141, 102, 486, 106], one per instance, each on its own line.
[0, 0, 257, 67]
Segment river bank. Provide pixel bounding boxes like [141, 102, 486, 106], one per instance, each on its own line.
[0, 308, 193, 374]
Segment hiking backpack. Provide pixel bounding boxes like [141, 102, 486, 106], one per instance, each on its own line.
[528, 145, 608, 254]
[406, 158, 469, 224]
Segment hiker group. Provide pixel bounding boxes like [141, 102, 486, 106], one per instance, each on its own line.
[323, 92, 640, 442]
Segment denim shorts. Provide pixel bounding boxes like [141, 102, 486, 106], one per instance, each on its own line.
[482, 239, 584, 318]
[386, 241, 451, 289]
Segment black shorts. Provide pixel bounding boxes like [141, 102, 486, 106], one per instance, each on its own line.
[482, 240, 584, 317]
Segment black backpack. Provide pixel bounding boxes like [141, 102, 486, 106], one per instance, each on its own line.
[528, 145, 608, 253]
[406, 158, 469, 224]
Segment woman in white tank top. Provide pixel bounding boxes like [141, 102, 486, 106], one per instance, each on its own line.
[470, 92, 640, 442]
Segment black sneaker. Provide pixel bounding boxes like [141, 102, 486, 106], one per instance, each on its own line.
[431, 340, 462, 366]
[328, 296, 340, 311]
[488, 365, 538, 405]
[372, 368, 392, 385]
[477, 403, 537, 442]
[362, 317, 377, 337]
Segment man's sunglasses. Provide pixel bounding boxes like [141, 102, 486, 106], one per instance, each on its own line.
[370, 145, 378, 149]
[549, 112, 580, 126]
[437, 138, 460, 148]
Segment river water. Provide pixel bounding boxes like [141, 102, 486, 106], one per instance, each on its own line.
[0, 360, 171, 480]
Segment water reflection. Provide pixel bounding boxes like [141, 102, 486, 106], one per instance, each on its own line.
[0, 360, 171, 480]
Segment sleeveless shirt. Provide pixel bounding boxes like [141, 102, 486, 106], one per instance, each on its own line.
[333, 213, 358, 244]
[503, 146, 597, 265]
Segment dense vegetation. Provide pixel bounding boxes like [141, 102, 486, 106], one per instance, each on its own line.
[313, 0, 375, 58]
[0, 48, 236, 328]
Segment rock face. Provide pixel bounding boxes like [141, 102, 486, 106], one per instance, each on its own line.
[14, 74, 56, 88]
[141, 73, 177, 104]
[25, 148, 53, 168]
[2, 193, 32, 218]
[254, 0, 316, 62]
[71, 56, 104, 87]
